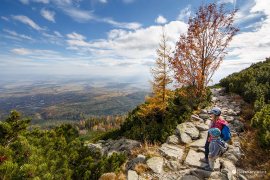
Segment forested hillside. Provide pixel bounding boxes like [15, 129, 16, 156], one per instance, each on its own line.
[220, 58, 270, 147]
[0, 111, 126, 179]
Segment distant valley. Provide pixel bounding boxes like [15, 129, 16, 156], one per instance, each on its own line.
[0, 79, 150, 126]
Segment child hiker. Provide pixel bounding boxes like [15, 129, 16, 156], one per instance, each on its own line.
[204, 128, 228, 171]
[200, 107, 231, 164]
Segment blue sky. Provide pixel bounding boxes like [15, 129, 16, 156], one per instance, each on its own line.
[0, 0, 269, 84]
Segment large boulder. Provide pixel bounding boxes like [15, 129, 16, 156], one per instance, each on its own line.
[146, 157, 164, 174]
[159, 143, 184, 160]
[194, 123, 209, 131]
[189, 138, 206, 148]
[184, 149, 220, 170]
[87, 138, 141, 156]
[176, 122, 200, 140]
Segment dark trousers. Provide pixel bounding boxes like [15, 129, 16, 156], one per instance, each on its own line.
[204, 134, 210, 160]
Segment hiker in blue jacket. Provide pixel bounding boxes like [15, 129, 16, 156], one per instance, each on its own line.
[204, 128, 228, 171]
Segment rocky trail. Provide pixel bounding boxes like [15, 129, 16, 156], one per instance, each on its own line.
[90, 88, 248, 180]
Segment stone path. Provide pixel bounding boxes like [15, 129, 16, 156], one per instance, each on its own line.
[127, 88, 247, 180]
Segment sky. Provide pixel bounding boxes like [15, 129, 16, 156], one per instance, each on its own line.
[0, 0, 269, 85]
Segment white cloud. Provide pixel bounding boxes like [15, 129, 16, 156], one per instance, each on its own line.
[67, 32, 86, 40]
[219, 0, 234, 4]
[54, 31, 63, 37]
[1, 16, 9, 21]
[11, 48, 32, 55]
[40, 9, 56, 22]
[60, 7, 94, 22]
[178, 5, 191, 21]
[19, 0, 50, 4]
[102, 18, 141, 30]
[155, 15, 167, 24]
[66, 20, 188, 61]
[3, 29, 34, 41]
[12, 15, 44, 31]
[34, 0, 50, 3]
[210, 0, 270, 83]
[99, 0, 107, 3]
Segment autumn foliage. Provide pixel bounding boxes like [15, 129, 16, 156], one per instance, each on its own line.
[170, 3, 239, 98]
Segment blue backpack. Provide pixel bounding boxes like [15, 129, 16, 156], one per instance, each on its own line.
[220, 124, 231, 142]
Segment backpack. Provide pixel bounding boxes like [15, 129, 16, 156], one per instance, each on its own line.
[220, 124, 231, 142]
[216, 139, 228, 155]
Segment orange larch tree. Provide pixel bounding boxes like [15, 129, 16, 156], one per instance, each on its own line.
[170, 3, 239, 98]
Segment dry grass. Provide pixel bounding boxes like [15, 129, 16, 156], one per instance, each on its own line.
[134, 163, 149, 175]
[130, 140, 161, 159]
[241, 103, 255, 121]
[116, 172, 126, 180]
[238, 127, 270, 179]
[99, 172, 116, 180]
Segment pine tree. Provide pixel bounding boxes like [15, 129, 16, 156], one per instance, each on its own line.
[150, 26, 173, 108]
[138, 27, 173, 117]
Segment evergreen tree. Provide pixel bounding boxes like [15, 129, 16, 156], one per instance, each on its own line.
[151, 26, 173, 107]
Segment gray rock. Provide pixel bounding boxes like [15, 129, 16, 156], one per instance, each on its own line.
[223, 153, 238, 164]
[225, 116, 234, 122]
[189, 138, 206, 148]
[184, 149, 220, 169]
[200, 131, 208, 138]
[191, 115, 204, 122]
[146, 157, 164, 174]
[181, 175, 200, 180]
[233, 120, 244, 132]
[197, 147, 205, 152]
[199, 113, 209, 120]
[88, 143, 104, 155]
[220, 159, 237, 180]
[179, 132, 192, 144]
[190, 169, 226, 179]
[126, 154, 146, 170]
[166, 135, 179, 145]
[200, 109, 208, 114]
[106, 138, 141, 155]
[184, 149, 207, 168]
[195, 123, 209, 131]
[176, 122, 200, 140]
[159, 143, 184, 160]
[128, 170, 139, 180]
[212, 97, 218, 102]
[227, 109, 237, 116]
[166, 160, 181, 171]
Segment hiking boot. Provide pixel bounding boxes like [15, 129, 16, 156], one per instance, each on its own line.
[199, 157, 209, 163]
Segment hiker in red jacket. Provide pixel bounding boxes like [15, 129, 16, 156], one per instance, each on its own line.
[200, 107, 229, 164]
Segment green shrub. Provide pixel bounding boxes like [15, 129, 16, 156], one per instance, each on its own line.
[251, 104, 270, 148]
[0, 111, 126, 180]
